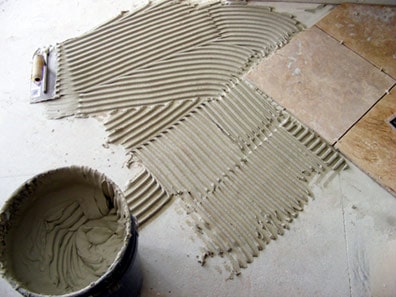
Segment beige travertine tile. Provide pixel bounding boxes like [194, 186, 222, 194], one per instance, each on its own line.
[336, 88, 396, 196]
[317, 4, 396, 79]
[246, 26, 395, 144]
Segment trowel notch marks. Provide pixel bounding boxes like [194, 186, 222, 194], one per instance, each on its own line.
[130, 80, 347, 273]
[47, 0, 302, 119]
[42, 0, 348, 274]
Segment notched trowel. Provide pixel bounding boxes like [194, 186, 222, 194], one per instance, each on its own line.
[30, 46, 57, 103]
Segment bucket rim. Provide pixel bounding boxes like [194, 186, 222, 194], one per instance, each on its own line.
[0, 165, 135, 297]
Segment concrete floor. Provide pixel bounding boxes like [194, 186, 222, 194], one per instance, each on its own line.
[0, 1, 395, 296]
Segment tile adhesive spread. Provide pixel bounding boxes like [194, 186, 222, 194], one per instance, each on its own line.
[41, 0, 347, 276]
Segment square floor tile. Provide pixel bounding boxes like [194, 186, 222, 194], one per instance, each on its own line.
[336, 88, 396, 196]
[246, 26, 395, 144]
[317, 4, 396, 80]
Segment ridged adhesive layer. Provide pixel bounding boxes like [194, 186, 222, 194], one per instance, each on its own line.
[43, 0, 347, 274]
[130, 80, 347, 273]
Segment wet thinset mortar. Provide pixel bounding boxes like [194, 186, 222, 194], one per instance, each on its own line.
[0, 166, 142, 297]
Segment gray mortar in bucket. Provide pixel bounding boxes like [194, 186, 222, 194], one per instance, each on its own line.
[0, 166, 142, 297]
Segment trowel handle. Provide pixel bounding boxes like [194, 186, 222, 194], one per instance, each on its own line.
[31, 54, 45, 83]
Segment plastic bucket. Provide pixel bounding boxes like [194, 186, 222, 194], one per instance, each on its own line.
[0, 166, 142, 297]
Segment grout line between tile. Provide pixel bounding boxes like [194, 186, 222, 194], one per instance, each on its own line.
[334, 82, 396, 145]
[270, 24, 396, 148]
[314, 24, 396, 81]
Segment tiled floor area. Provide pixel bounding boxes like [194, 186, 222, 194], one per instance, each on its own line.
[247, 3, 396, 197]
[246, 25, 394, 144]
[316, 3, 396, 79]
[0, 1, 395, 297]
[336, 88, 396, 195]
[318, 3, 396, 196]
